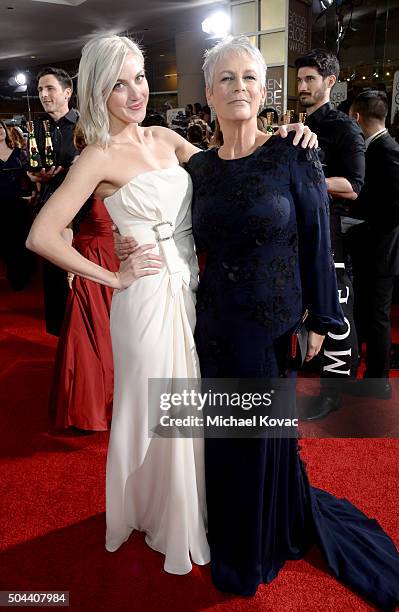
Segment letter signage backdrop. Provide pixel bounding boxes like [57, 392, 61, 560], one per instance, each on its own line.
[288, 0, 312, 66]
[331, 81, 348, 109]
[265, 67, 285, 116]
[391, 70, 399, 124]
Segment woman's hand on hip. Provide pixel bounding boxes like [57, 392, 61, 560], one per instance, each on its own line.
[115, 244, 164, 289]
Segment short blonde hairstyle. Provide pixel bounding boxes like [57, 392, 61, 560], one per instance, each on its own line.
[203, 35, 267, 90]
[77, 35, 144, 147]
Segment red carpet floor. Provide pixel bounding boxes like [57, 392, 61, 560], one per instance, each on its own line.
[0, 271, 398, 612]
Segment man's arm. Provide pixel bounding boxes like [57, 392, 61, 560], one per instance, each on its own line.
[328, 121, 365, 200]
[326, 177, 358, 200]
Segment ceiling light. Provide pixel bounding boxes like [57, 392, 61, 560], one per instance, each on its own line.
[159, 54, 165, 57]
[362, 76, 366, 80]
[386, 72, 390, 76]
[15, 73, 26, 85]
[202, 11, 230, 38]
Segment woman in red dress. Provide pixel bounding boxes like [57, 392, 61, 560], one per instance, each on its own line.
[48, 195, 118, 430]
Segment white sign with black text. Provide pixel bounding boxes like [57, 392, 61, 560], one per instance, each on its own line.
[331, 82, 348, 109]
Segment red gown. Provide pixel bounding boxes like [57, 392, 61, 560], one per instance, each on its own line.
[49, 197, 118, 430]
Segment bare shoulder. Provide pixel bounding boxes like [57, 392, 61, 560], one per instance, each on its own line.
[78, 143, 110, 164]
[70, 144, 113, 181]
[59, 144, 113, 201]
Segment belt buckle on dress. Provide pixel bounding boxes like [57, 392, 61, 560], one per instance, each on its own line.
[153, 221, 174, 242]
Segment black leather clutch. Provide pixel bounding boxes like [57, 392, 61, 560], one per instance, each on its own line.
[289, 309, 309, 369]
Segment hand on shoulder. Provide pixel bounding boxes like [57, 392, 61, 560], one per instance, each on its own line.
[278, 123, 318, 149]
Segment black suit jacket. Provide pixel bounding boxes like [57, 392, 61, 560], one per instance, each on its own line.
[352, 131, 399, 275]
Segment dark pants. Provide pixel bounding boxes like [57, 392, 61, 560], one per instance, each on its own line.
[320, 215, 358, 394]
[42, 260, 69, 336]
[1, 197, 35, 290]
[348, 222, 399, 379]
[364, 275, 397, 378]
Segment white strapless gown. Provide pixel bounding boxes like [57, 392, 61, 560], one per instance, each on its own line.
[104, 166, 210, 574]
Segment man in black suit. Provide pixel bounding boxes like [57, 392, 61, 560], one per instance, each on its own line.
[348, 90, 399, 398]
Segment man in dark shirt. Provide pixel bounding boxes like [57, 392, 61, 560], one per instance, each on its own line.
[348, 91, 399, 399]
[28, 67, 78, 336]
[295, 49, 366, 420]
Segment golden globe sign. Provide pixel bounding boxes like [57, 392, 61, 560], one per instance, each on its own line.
[331, 82, 348, 109]
[264, 67, 284, 115]
[288, 0, 312, 66]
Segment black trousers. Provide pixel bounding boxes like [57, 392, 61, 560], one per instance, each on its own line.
[364, 275, 397, 378]
[320, 215, 358, 393]
[347, 222, 399, 379]
[1, 197, 35, 291]
[42, 260, 69, 337]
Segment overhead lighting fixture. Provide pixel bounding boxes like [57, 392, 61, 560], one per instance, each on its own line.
[362, 76, 366, 80]
[202, 11, 230, 38]
[386, 72, 390, 76]
[159, 54, 165, 57]
[15, 72, 26, 85]
[31, 0, 87, 5]
[8, 72, 27, 86]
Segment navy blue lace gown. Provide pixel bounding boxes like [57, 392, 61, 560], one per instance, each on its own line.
[186, 134, 399, 610]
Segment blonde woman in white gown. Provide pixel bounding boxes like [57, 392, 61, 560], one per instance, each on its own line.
[27, 35, 209, 574]
[27, 35, 314, 575]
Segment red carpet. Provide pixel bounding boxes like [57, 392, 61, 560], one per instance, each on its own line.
[0, 270, 398, 611]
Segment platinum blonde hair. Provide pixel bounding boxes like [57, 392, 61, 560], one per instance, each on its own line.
[77, 35, 144, 147]
[203, 35, 267, 90]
